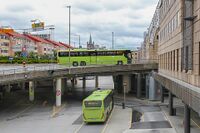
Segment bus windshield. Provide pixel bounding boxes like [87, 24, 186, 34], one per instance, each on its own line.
[84, 100, 102, 108]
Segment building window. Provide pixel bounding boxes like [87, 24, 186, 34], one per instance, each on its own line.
[171, 51, 173, 70]
[185, 46, 189, 72]
[1, 42, 9, 46]
[1, 50, 8, 53]
[177, 49, 179, 71]
[173, 50, 175, 71]
[181, 47, 184, 71]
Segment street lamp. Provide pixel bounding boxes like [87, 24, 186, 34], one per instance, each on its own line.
[66, 5, 71, 66]
[112, 32, 114, 49]
[122, 82, 127, 109]
[73, 34, 81, 48]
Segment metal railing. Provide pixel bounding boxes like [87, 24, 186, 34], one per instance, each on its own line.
[0, 64, 66, 76]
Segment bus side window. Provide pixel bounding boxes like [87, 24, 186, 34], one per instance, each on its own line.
[89, 51, 96, 56]
[70, 52, 78, 57]
[83, 52, 89, 56]
[58, 52, 68, 57]
[97, 51, 102, 56]
[79, 52, 83, 56]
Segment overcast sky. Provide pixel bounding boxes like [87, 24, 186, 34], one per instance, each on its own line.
[0, 0, 158, 50]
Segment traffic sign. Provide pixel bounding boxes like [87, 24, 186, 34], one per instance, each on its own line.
[8, 57, 13, 61]
[123, 82, 127, 86]
[21, 52, 27, 57]
[56, 90, 61, 96]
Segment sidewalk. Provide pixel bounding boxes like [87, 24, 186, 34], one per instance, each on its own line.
[161, 105, 200, 133]
[103, 106, 132, 133]
[114, 94, 200, 133]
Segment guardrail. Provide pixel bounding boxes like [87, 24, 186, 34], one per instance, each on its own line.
[0, 64, 66, 76]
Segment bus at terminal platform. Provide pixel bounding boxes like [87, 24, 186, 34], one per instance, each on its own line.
[82, 89, 114, 123]
[57, 49, 132, 66]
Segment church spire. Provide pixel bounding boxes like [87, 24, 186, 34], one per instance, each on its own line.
[89, 34, 93, 44]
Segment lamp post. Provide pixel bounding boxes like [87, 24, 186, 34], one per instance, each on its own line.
[122, 82, 127, 109]
[66, 6, 71, 66]
[78, 35, 81, 48]
[73, 34, 81, 48]
[112, 32, 114, 49]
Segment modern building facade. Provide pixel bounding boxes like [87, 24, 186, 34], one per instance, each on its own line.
[158, 0, 200, 87]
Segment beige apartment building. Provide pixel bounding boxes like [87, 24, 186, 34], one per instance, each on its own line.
[0, 31, 10, 56]
[158, 0, 200, 87]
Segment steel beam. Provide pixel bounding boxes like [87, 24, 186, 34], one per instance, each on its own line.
[169, 92, 174, 116]
[184, 104, 190, 133]
[137, 73, 141, 98]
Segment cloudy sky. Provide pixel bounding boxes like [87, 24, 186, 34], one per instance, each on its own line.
[0, 0, 158, 50]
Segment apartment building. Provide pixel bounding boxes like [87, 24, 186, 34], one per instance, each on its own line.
[24, 34, 55, 55]
[7, 32, 36, 56]
[0, 31, 10, 56]
[158, 0, 200, 87]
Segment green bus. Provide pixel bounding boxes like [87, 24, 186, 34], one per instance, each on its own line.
[82, 89, 114, 123]
[57, 49, 132, 66]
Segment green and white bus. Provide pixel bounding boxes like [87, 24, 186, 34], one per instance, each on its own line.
[57, 49, 132, 66]
[82, 89, 114, 123]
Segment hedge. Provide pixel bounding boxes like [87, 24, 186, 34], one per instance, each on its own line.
[0, 56, 57, 64]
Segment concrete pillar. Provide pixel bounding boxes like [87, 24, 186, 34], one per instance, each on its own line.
[29, 81, 34, 102]
[112, 76, 117, 93]
[137, 73, 141, 98]
[82, 76, 86, 90]
[56, 78, 62, 107]
[169, 92, 174, 116]
[22, 82, 25, 90]
[161, 86, 165, 103]
[6, 84, 11, 93]
[53, 79, 56, 92]
[61, 78, 67, 95]
[34, 81, 37, 89]
[123, 75, 131, 93]
[95, 76, 99, 89]
[114, 75, 123, 93]
[71, 78, 75, 89]
[184, 104, 190, 133]
[145, 74, 150, 99]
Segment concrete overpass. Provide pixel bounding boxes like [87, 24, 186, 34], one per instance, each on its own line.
[0, 63, 158, 84]
[0, 63, 158, 107]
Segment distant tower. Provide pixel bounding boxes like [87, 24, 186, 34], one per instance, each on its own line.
[87, 34, 95, 49]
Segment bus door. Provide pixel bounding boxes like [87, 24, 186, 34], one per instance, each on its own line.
[89, 51, 97, 65]
[124, 50, 132, 64]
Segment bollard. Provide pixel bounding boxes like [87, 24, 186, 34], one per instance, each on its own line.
[122, 102, 125, 109]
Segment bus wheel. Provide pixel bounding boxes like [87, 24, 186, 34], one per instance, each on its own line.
[117, 61, 123, 65]
[72, 61, 78, 66]
[80, 61, 86, 66]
